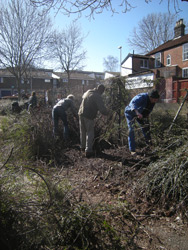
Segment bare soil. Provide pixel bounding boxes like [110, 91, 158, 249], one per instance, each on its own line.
[58, 144, 188, 250]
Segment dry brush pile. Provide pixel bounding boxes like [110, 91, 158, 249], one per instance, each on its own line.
[0, 98, 144, 250]
[1, 88, 188, 249]
[136, 132, 188, 217]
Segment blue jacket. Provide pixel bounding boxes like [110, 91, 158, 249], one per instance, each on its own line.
[125, 93, 155, 119]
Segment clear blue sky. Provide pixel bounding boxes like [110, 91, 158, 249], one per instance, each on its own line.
[50, 0, 188, 72]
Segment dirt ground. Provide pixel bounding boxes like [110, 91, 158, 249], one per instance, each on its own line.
[57, 144, 188, 250]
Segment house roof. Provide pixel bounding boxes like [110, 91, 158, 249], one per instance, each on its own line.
[72, 70, 104, 76]
[146, 34, 188, 56]
[0, 69, 12, 77]
[0, 68, 95, 81]
[105, 71, 119, 76]
[71, 70, 105, 80]
[121, 53, 151, 65]
[104, 71, 119, 80]
[55, 71, 95, 81]
[0, 68, 54, 79]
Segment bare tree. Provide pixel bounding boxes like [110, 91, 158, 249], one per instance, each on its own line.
[0, 0, 52, 99]
[29, 0, 183, 17]
[49, 22, 86, 83]
[127, 13, 176, 54]
[103, 55, 119, 72]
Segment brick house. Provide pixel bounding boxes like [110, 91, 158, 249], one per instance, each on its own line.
[121, 19, 188, 103]
[55, 71, 99, 98]
[0, 68, 58, 98]
[0, 68, 102, 100]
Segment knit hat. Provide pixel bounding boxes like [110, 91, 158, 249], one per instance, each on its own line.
[149, 89, 160, 99]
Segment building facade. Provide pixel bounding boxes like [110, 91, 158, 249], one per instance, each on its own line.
[0, 68, 104, 100]
[121, 19, 188, 103]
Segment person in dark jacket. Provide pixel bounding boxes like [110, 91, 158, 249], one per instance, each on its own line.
[124, 89, 160, 155]
[78, 84, 108, 157]
[52, 94, 77, 139]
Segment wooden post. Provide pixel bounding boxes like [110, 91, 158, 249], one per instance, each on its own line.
[168, 89, 188, 132]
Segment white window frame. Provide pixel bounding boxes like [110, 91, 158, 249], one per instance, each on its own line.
[63, 78, 68, 82]
[155, 52, 161, 68]
[140, 59, 148, 68]
[182, 68, 188, 78]
[166, 54, 171, 66]
[183, 43, 188, 61]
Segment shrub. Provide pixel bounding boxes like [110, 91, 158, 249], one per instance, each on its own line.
[0, 164, 140, 250]
[136, 134, 188, 216]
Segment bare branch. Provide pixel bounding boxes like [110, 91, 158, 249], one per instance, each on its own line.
[27, 167, 53, 207]
[127, 12, 176, 54]
[0, 0, 52, 98]
[103, 55, 119, 72]
[49, 22, 87, 80]
[29, 0, 183, 18]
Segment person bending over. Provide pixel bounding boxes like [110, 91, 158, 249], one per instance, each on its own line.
[124, 89, 160, 155]
[52, 94, 77, 140]
[78, 84, 108, 158]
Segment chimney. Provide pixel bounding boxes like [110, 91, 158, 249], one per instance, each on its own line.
[174, 19, 185, 38]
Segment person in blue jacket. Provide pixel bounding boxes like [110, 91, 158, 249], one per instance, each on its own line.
[124, 89, 160, 155]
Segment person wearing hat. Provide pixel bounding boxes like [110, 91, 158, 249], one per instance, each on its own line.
[52, 94, 77, 139]
[78, 84, 108, 158]
[124, 89, 160, 155]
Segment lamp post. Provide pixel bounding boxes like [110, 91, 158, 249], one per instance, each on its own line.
[118, 46, 122, 76]
[117, 46, 122, 144]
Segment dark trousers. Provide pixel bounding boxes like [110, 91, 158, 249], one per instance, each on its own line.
[52, 106, 69, 139]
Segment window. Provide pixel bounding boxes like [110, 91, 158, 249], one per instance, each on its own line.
[63, 78, 68, 82]
[0, 77, 3, 83]
[166, 54, 171, 66]
[45, 79, 50, 83]
[140, 59, 148, 68]
[155, 53, 161, 67]
[182, 68, 188, 78]
[183, 43, 188, 60]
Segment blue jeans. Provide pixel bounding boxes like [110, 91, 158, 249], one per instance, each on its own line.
[52, 106, 69, 139]
[125, 113, 151, 152]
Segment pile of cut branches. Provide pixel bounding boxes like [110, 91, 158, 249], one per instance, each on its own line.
[136, 133, 188, 218]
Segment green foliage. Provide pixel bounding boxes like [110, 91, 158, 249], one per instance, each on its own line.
[1, 95, 188, 249]
[131, 102, 188, 149]
[0, 112, 34, 160]
[136, 133, 188, 213]
[0, 103, 141, 248]
[0, 165, 139, 250]
[0, 107, 73, 162]
[94, 78, 131, 149]
[105, 77, 130, 112]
